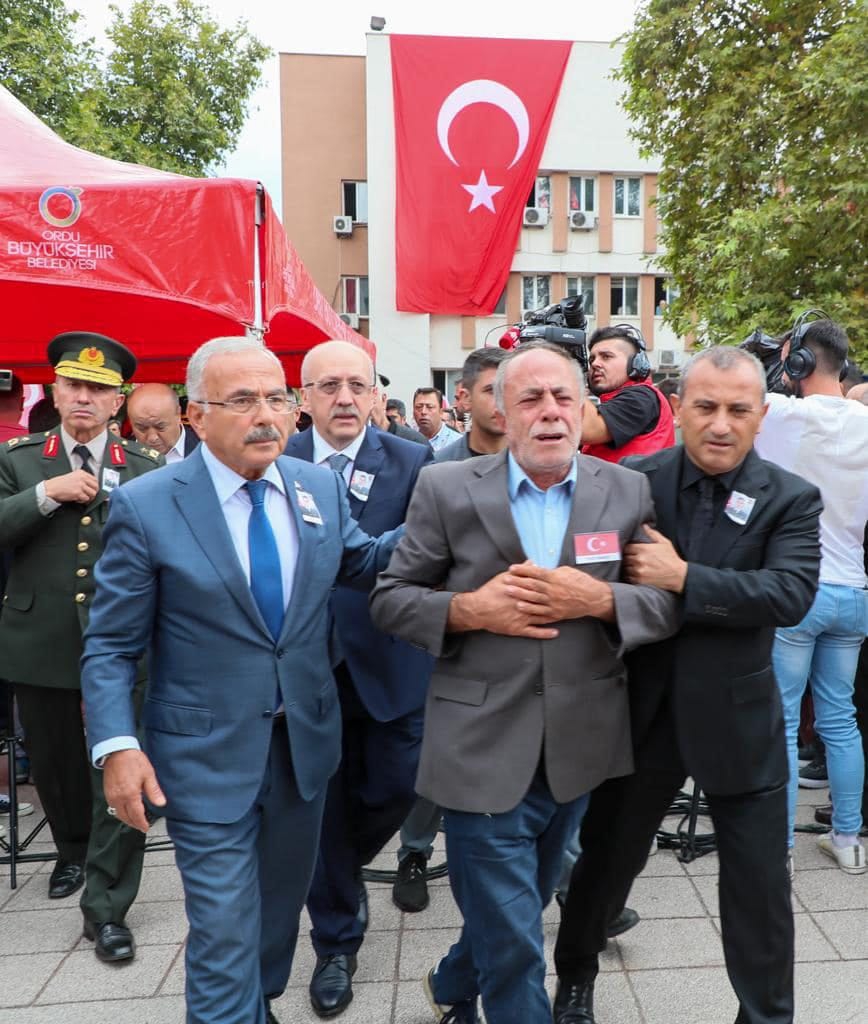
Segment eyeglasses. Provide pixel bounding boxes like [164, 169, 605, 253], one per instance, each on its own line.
[196, 394, 297, 415]
[303, 379, 373, 396]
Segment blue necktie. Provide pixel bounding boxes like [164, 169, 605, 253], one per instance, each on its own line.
[244, 480, 284, 642]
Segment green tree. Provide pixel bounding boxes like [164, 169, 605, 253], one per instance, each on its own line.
[0, 0, 270, 177]
[618, 0, 868, 360]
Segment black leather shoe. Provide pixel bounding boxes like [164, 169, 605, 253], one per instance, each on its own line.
[814, 803, 832, 826]
[48, 860, 85, 899]
[82, 918, 135, 962]
[606, 906, 640, 938]
[553, 979, 596, 1023]
[357, 880, 369, 933]
[393, 851, 429, 912]
[309, 953, 357, 1018]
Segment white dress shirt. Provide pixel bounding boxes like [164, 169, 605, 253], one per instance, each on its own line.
[310, 425, 366, 483]
[37, 427, 109, 515]
[164, 427, 187, 464]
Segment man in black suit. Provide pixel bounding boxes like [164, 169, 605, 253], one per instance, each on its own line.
[126, 383, 201, 463]
[286, 340, 433, 1019]
[553, 346, 822, 1024]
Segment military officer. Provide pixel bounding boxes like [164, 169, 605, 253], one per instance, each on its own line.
[0, 332, 161, 963]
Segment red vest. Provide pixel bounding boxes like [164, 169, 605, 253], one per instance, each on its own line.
[581, 379, 676, 463]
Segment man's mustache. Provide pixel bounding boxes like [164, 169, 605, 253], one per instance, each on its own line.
[244, 426, 282, 444]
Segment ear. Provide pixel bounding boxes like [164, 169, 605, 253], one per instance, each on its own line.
[300, 386, 313, 414]
[187, 401, 207, 440]
[670, 394, 681, 426]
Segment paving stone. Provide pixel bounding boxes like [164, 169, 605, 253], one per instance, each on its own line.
[37, 945, 179, 1004]
[629, 964, 738, 1024]
[402, 884, 463, 930]
[793, 960, 868, 1024]
[812, 909, 868, 960]
[627, 874, 707, 919]
[0, 907, 83, 955]
[397, 925, 462, 982]
[793, 864, 868, 912]
[0, 952, 65, 1007]
[0, 996, 186, 1024]
[614, 916, 724, 970]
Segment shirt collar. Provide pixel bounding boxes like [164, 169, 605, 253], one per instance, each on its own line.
[507, 451, 578, 500]
[60, 426, 108, 466]
[311, 425, 366, 466]
[166, 426, 186, 460]
[200, 443, 286, 505]
[680, 451, 744, 493]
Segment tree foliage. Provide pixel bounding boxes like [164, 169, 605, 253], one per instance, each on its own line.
[617, 0, 868, 361]
[0, 0, 270, 176]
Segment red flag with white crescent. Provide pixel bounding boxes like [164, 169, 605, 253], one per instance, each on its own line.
[391, 35, 571, 315]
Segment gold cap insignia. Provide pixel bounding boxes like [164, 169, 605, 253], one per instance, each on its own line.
[78, 347, 105, 368]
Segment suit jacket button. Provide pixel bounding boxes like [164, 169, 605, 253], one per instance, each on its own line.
[77, 541, 89, 552]
[81, 516, 92, 526]
[262, 709, 273, 718]
[276, 648, 285, 658]
[74, 593, 87, 603]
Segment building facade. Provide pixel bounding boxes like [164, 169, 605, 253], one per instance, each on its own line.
[280, 36, 684, 404]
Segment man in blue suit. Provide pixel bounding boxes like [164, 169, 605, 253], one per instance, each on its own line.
[80, 337, 399, 1024]
[286, 340, 433, 1018]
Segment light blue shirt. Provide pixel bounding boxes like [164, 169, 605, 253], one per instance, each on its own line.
[92, 445, 299, 766]
[507, 452, 577, 569]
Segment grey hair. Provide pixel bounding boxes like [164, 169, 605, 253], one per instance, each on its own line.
[493, 341, 585, 413]
[678, 346, 766, 402]
[299, 340, 375, 387]
[186, 337, 283, 400]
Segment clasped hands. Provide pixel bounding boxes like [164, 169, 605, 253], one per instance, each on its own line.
[449, 560, 614, 639]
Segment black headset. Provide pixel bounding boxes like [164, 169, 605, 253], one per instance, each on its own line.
[783, 308, 849, 383]
[610, 323, 652, 381]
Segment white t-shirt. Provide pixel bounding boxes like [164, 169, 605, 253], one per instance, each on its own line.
[755, 393, 868, 587]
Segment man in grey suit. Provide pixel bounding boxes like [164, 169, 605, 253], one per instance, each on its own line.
[370, 342, 678, 1024]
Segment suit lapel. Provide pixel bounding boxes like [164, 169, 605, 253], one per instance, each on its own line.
[347, 428, 385, 518]
[558, 457, 613, 564]
[173, 449, 270, 639]
[702, 449, 770, 566]
[467, 451, 526, 565]
[275, 457, 318, 639]
[646, 450, 682, 553]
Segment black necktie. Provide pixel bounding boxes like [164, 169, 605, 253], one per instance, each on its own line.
[73, 444, 94, 476]
[687, 476, 716, 561]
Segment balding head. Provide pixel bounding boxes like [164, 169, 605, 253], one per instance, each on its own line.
[846, 382, 868, 406]
[127, 383, 183, 454]
[300, 340, 376, 450]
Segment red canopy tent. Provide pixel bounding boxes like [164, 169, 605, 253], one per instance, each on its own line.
[0, 86, 372, 384]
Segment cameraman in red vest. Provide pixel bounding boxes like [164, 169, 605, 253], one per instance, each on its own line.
[580, 325, 675, 462]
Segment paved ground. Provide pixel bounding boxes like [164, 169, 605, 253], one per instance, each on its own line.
[1, 782, 866, 1024]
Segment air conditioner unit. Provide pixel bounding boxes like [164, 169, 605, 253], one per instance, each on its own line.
[333, 215, 354, 236]
[569, 210, 595, 230]
[341, 312, 360, 329]
[523, 207, 549, 228]
[658, 349, 679, 368]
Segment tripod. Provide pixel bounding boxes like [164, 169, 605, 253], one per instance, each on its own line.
[0, 683, 55, 888]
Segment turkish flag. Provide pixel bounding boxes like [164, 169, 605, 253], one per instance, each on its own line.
[573, 531, 621, 564]
[391, 35, 571, 315]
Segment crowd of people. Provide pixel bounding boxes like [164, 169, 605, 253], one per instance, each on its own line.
[0, 315, 866, 1024]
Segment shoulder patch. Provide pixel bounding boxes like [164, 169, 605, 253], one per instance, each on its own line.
[3, 433, 43, 452]
[123, 438, 162, 462]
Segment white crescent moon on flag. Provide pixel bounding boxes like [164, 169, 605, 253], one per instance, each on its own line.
[436, 79, 530, 169]
[587, 536, 605, 552]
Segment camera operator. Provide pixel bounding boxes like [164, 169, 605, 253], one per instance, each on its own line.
[754, 312, 868, 874]
[580, 326, 675, 462]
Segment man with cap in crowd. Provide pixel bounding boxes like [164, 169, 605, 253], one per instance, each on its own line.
[0, 332, 161, 963]
[126, 382, 199, 463]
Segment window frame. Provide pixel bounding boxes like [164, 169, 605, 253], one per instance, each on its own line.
[613, 176, 642, 218]
[342, 275, 370, 318]
[342, 181, 368, 224]
[610, 275, 639, 317]
[565, 275, 595, 317]
[569, 176, 597, 215]
[526, 175, 551, 211]
[521, 274, 551, 315]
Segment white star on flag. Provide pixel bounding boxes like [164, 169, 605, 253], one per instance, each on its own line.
[461, 170, 503, 213]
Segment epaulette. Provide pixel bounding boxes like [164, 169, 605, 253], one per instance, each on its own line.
[2, 433, 46, 452]
[120, 437, 163, 463]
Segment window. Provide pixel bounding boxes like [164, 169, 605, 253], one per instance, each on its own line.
[569, 176, 596, 213]
[526, 175, 551, 210]
[342, 181, 368, 223]
[654, 277, 680, 315]
[493, 288, 507, 315]
[610, 276, 639, 317]
[342, 276, 369, 317]
[566, 276, 595, 316]
[522, 275, 550, 314]
[613, 176, 641, 217]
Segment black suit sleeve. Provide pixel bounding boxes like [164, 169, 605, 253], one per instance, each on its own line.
[682, 481, 822, 629]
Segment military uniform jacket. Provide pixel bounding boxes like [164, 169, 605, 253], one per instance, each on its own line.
[0, 428, 161, 689]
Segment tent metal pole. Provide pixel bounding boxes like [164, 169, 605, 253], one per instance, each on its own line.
[247, 184, 265, 341]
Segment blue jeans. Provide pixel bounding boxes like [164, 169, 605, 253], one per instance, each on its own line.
[772, 582, 867, 843]
[431, 770, 588, 1024]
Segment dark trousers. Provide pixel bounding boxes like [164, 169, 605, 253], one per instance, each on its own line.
[16, 681, 145, 922]
[169, 718, 326, 1024]
[306, 664, 423, 956]
[555, 707, 794, 1024]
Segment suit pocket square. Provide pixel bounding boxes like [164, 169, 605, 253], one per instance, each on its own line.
[143, 697, 213, 736]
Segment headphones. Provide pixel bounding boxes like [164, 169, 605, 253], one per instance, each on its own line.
[610, 323, 651, 381]
[784, 308, 849, 383]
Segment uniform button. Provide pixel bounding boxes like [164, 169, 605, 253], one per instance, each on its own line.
[77, 542, 89, 552]
[75, 593, 87, 603]
[76, 568, 88, 578]
[81, 516, 92, 526]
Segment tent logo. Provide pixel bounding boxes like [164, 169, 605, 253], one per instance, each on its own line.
[38, 186, 83, 228]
